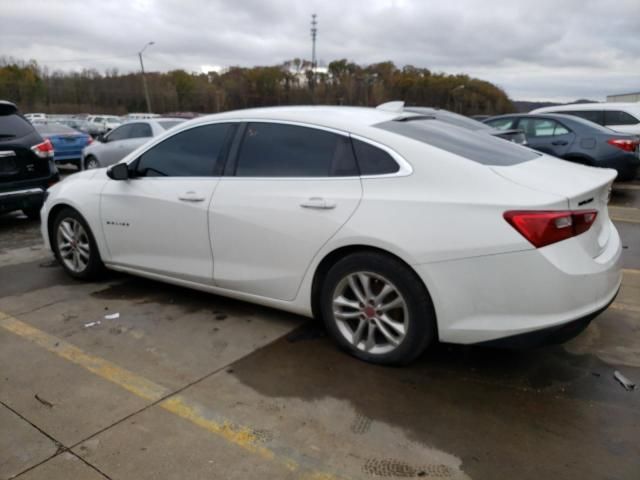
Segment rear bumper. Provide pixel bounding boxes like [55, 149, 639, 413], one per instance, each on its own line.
[0, 187, 45, 214]
[415, 221, 622, 345]
[54, 152, 82, 162]
[473, 287, 618, 348]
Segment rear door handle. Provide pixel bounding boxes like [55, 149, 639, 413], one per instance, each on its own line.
[552, 140, 568, 146]
[300, 197, 336, 210]
[178, 191, 206, 202]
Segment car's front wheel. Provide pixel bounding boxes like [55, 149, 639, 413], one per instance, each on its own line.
[320, 252, 437, 365]
[52, 208, 104, 280]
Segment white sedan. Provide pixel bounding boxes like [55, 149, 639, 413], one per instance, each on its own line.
[40, 105, 622, 365]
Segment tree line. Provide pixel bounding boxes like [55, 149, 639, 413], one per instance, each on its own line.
[0, 57, 515, 115]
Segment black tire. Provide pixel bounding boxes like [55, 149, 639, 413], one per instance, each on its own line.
[84, 156, 99, 170]
[52, 208, 105, 280]
[319, 251, 437, 365]
[22, 206, 42, 221]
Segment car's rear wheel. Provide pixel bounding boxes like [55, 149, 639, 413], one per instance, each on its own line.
[52, 208, 104, 280]
[320, 252, 436, 365]
[85, 155, 99, 170]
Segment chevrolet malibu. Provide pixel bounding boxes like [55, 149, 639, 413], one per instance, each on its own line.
[40, 105, 622, 365]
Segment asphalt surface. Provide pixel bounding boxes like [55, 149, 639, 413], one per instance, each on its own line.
[1, 173, 639, 480]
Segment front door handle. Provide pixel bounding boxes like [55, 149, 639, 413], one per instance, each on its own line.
[300, 197, 336, 210]
[178, 191, 206, 202]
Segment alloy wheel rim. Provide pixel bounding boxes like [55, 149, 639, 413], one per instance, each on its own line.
[86, 158, 98, 169]
[56, 218, 90, 273]
[332, 272, 408, 354]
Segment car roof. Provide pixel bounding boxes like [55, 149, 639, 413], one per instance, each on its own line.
[533, 102, 640, 112]
[187, 106, 415, 133]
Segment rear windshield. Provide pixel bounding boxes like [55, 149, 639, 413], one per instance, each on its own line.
[158, 120, 184, 130]
[0, 114, 35, 139]
[375, 119, 539, 166]
[35, 123, 79, 135]
[406, 108, 490, 131]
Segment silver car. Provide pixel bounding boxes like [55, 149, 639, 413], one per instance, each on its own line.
[81, 118, 185, 170]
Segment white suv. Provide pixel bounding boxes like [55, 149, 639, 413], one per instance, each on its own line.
[82, 115, 122, 136]
[531, 103, 640, 135]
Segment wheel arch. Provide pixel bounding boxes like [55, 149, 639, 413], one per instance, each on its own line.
[46, 202, 106, 261]
[310, 244, 437, 329]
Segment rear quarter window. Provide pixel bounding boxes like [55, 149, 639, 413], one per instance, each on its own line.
[604, 110, 639, 126]
[352, 139, 399, 175]
[375, 119, 539, 166]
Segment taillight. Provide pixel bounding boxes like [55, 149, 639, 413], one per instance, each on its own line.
[86, 136, 93, 145]
[607, 138, 639, 153]
[504, 210, 598, 248]
[31, 139, 54, 159]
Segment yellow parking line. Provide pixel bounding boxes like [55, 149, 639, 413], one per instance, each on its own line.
[611, 217, 640, 224]
[623, 268, 640, 275]
[0, 312, 342, 480]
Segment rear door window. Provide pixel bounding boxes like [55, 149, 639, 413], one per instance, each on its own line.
[129, 123, 153, 138]
[235, 122, 358, 177]
[604, 110, 639, 126]
[135, 123, 233, 177]
[517, 118, 569, 137]
[485, 118, 516, 130]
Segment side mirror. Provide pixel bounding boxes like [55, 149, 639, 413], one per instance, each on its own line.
[97, 134, 107, 143]
[107, 163, 130, 180]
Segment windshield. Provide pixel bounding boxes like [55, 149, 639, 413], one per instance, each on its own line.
[375, 119, 539, 166]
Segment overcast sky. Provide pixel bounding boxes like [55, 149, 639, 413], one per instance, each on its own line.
[2, 0, 639, 101]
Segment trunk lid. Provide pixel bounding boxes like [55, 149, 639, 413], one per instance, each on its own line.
[492, 156, 616, 258]
[47, 134, 88, 155]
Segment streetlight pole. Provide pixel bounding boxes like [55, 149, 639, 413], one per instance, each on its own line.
[138, 41, 154, 113]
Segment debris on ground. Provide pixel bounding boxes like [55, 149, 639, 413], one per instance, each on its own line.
[614, 371, 636, 391]
[104, 312, 120, 320]
[84, 321, 101, 328]
[34, 394, 54, 408]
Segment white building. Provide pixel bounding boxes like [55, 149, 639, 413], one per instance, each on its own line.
[606, 91, 640, 102]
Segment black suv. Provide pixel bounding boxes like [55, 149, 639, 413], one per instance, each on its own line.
[0, 101, 59, 219]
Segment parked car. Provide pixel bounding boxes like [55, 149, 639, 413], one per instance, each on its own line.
[81, 115, 122, 136]
[402, 105, 527, 145]
[34, 123, 92, 168]
[24, 113, 47, 122]
[53, 117, 85, 130]
[123, 113, 160, 121]
[0, 101, 59, 219]
[530, 103, 640, 135]
[41, 106, 621, 365]
[484, 113, 640, 181]
[81, 118, 185, 170]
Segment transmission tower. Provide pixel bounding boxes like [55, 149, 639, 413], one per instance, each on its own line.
[311, 14, 318, 69]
